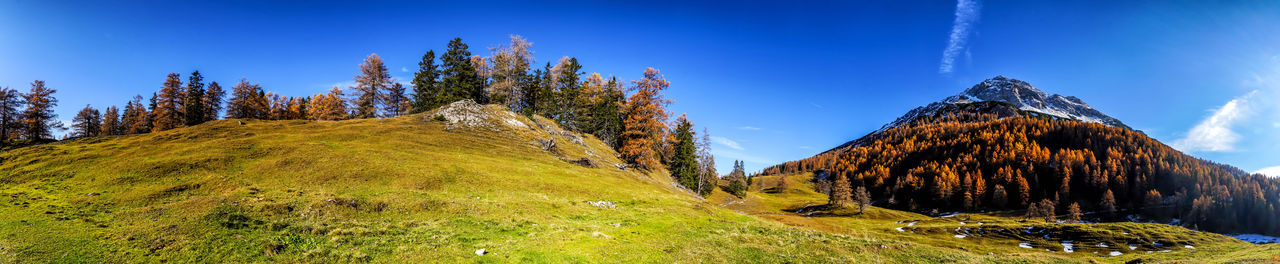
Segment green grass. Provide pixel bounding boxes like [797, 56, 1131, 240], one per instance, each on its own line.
[1, 105, 1277, 263]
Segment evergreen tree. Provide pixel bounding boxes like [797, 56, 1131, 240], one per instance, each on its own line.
[619, 68, 671, 170]
[20, 80, 60, 140]
[0, 86, 21, 140]
[352, 53, 391, 118]
[410, 50, 440, 113]
[550, 57, 584, 129]
[70, 105, 101, 137]
[183, 70, 206, 126]
[440, 38, 485, 104]
[667, 114, 699, 192]
[203, 81, 224, 122]
[152, 73, 184, 131]
[383, 82, 409, 117]
[100, 105, 121, 136]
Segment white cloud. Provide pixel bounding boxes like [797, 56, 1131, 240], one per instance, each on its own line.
[710, 136, 744, 151]
[1172, 91, 1257, 152]
[1256, 166, 1280, 177]
[939, 0, 981, 74]
[401, 67, 409, 72]
[738, 126, 762, 131]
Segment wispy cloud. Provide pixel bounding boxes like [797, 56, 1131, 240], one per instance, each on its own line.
[738, 126, 762, 131]
[939, 0, 981, 74]
[1256, 166, 1280, 177]
[710, 136, 744, 151]
[810, 102, 823, 109]
[401, 67, 409, 72]
[1172, 91, 1257, 152]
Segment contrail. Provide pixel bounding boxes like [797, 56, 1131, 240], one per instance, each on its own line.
[939, 0, 981, 74]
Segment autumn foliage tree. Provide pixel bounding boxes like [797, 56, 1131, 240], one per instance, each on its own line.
[619, 68, 671, 170]
[352, 53, 391, 119]
[762, 104, 1280, 235]
[152, 73, 184, 131]
[70, 105, 101, 137]
[20, 80, 60, 139]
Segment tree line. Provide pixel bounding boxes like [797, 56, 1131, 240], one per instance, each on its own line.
[764, 110, 1280, 235]
[4, 35, 726, 197]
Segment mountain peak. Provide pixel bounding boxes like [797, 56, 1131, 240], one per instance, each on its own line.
[875, 76, 1128, 134]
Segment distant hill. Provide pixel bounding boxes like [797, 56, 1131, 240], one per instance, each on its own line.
[765, 76, 1280, 236]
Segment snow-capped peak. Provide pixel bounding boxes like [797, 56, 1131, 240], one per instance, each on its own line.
[880, 76, 1128, 132]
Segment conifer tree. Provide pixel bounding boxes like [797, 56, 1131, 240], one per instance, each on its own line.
[777, 174, 791, 191]
[667, 114, 699, 191]
[383, 82, 409, 117]
[308, 86, 349, 121]
[440, 38, 485, 104]
[1067, 202, 1083, 223]
[20, 80, 60, 140]
[226, 78, 265, 119]
[550, 57, 583, 129]
[410, 50, 440, 113]
[0, 86, 21, 140]
[203, 81, 224, 122]
[830, 172, 853, 208]
[1101, 189, 1118, 218]
[183, 70, 206, 126]
[855, 185, 872, 214]
[121, 95, 150, 134]
[152, 73, 184, 131]
[352, 53, 391, 118]
[619, 68, 671, 170]
[486, 35, 534, 111]
[71, 105, 101, 137]
[100, 105, 121, 136]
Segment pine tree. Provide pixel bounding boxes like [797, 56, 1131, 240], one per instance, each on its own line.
[1067, 202, 1083, 223]
[0, 86, 21, 140]
[152, 73, 184, 131]
[121, 95, 150, 134]
[183, 70, 206, 126]
[440, 38, 485, 104]
[352, 53, 391, 118]
[100, 105, 121, 136]
[830, 172, 853, 208]
[667, 114, 699, 192]
[550, 57, 584, 130]
[71, 105, 101, 137]
[410, 50, 440, 113]
[20, 80, 60, 140]
[383, 82, 409, 117]
[619, 68, 671, 170]
[203, 81, 224, 122]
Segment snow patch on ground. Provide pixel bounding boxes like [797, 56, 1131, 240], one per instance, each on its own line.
[954, 234, 967, 239]
[1019, 242, 1033, 249]
[1109, 251, 1122, 256]
[1061, 241, 1074, 253]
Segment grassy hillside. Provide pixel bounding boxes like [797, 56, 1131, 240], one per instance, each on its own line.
[1, 103, 1276, 263]
[721, 173, 1280, 263]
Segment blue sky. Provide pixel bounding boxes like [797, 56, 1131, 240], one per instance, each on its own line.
[2, 1, 1278, 175]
